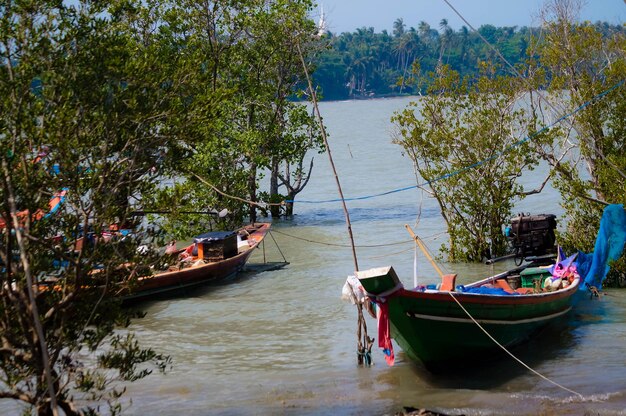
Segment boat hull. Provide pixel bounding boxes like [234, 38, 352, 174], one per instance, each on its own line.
[123, 223, 270, 303]
[390, 289, 573, 370]
[358, 266, 579, 371]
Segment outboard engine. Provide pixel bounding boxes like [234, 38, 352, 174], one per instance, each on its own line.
[506, 213, 557, 265]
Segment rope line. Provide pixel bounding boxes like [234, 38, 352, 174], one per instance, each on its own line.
[287, 185, 418, 204]
[448, 292, 585, 399]
[192, 80, 621, 208]
[192, 173, 284, 207]
[442, 0, 526, 81]
[271, 229, 411, 247]
[270, 228, 446, 248]
[367, 245, 415, 260]
[285, 80, 623, 204]
[417, 236, 451, 276]
[268, 230, 287, 263]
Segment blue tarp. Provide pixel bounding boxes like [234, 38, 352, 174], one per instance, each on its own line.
[457, 286, 519, 296]
[576, 204, 626, 290]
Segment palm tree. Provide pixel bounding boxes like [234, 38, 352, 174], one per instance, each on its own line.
[418, 20, 435, 57]
[393, 31, 422, 93]
[393, 18, 405, 38]
[439, 18, 454, 63]
[392, 33, 409, 70]
[459, 25, 469, 66]
[418, 21, 431, 38]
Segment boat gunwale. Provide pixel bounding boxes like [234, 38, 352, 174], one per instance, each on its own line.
[391, 277, 581, 306]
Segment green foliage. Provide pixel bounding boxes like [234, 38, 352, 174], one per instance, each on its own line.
[0, 1, 325, 411]
[0, 1, 176, 414]
[605, 255, 626, 288]
[98, 333, 171, 382]
[149, 0, 323, 226]
[392, 64, 555, 261]
[533, 8, 626, 273]
[390, 2, 626, 270]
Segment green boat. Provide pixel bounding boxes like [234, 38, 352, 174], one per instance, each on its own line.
[356, 262, 581, 372]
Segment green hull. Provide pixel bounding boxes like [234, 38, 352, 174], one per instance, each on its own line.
[357, 266, 579, 371]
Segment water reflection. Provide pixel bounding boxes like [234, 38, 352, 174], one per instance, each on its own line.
[379, 311, 579, 390]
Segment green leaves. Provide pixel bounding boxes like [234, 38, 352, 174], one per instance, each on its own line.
[392, 6, 626, 266]
[0, 1, 177, 413]
[393, 65, 550, 261]
[99, 333, 171, 382]
[535, 10, 626, 256]
[150, 0, 321, 224]
[0, 1, 323, 412]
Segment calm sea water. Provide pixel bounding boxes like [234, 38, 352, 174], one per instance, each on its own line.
[122, 97, 626, 415]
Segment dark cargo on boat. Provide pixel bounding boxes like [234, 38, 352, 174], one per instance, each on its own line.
[507, 213, 557, 259]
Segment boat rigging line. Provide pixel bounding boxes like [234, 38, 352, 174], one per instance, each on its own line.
[270, 228, 420, 248]
[405, 224, 446, 277]
[192, 173, 283, 208]
[267, 230, 288, 264]
[270, 228, 447, 260]
[367, 245, 415, 260]
[192, 84, 621, 211]
[296, 43, 358, 271]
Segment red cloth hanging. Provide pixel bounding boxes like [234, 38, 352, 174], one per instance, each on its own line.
[377, 301, 395, 366]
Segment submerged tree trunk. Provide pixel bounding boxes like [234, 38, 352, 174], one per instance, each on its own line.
[248, 163, 258, 223]
[269, 159, 281, 218]
[285, 191, 295, 216]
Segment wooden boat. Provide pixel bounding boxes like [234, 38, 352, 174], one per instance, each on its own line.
[121, 223, 271, 302]
[356, 259, 581, 372]
[0, 189, 67, 228]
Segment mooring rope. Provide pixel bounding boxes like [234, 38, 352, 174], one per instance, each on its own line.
[447, 292, 584, 399]
[192, 174, 284, 207]
[272, 228, 432, 260]
[271, 228, 445, 248]
[296, 41, 374, 366]
[267, 231, 287, 263]
[190, 83, 623, 210]
[270, 228, 412, 248]
[367, 246, 415, 260]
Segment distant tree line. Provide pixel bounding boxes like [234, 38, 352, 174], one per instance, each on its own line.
[312, 19, 624, 100]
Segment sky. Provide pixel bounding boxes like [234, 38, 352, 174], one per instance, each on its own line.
[316, 0, 625, 34]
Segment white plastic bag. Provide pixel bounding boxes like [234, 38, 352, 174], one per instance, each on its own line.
[341, 275, 367, 304]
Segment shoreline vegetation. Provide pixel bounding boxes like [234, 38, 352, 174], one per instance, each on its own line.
[0, 1, 322, 414]
[311, 20, 625, 101]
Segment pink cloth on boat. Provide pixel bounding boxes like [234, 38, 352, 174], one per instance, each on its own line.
[553, 264, 576, 278]
[551, 253, 580, 283]
[377, 302, 395, 366]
